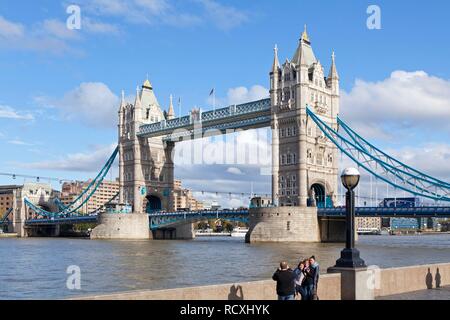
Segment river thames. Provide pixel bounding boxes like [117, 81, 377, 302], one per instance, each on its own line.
[1, 234, 449, 299]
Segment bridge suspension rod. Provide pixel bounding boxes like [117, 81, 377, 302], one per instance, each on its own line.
[25, 146, 119, 218]
[307, 107, 450, 202]
[337, 117, 450, 189]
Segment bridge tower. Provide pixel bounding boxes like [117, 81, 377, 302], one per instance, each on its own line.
[118, 80, 175, 213]
[247, 27, 341, 242]
[270, 26, 339, 208]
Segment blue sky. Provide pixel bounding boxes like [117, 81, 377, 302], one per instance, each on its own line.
[0, 0, 449, 206]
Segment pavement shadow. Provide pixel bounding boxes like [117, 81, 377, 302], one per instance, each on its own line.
[228, 285, 244, 300]
[436, 268, 441, 289]
[426, 268, 433, 289]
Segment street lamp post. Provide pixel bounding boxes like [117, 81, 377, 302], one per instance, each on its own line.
[332, 167, 367, 268]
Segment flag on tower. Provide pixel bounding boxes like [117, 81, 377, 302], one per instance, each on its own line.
[210, 88, 216, 112]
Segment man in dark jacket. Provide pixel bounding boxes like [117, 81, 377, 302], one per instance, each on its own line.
[272, 261, 296, 300]
[309, 256, 320, 299]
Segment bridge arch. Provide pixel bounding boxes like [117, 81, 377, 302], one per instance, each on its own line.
[309, 178, 334, 208]
[145, 195, 162, 213]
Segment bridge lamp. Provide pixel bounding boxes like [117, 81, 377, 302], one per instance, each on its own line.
[341, 167, 360, 190]
[331, 167, 367, 269]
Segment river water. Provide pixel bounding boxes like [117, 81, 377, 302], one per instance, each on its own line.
[1, 234, 449, 299]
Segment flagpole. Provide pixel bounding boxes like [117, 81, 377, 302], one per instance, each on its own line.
[213, 88, 216, 113]
[178, 97, 181, 117]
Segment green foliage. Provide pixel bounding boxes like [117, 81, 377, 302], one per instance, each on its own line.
[195, 219, 248, 232]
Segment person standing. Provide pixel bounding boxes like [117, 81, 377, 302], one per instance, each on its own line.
[272, 261, 296, 300]
[293, 260, 307, 300]
[302, 259, 314, 300]
[309, 256, 320, 300]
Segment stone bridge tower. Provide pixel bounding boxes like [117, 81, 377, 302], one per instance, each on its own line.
[246, 27, 341, 243]
[270, 26, 339, 208]
[118, 80, 175, 213]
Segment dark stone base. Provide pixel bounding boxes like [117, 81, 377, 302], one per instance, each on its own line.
[329, 248, 367, 269]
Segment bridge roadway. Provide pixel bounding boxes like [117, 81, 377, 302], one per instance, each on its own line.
[24, 206, 450, 230]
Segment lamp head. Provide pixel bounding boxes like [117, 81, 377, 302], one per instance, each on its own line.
[341, 167, 360, 190]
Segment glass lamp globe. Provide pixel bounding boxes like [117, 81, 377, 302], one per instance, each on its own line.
[341, 167, 360, 190]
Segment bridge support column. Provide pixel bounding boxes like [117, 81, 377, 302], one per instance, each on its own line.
[319, 217, 358, 243]
[152, 223, 195, 240]
[24, 225, 60, 237]
[319, 217, 346, 242]
[246, 207, 320, 242]
[13, 200, 27, 238]
[90, 213, 150, 240]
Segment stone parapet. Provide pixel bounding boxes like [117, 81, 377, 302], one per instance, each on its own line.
[71, 262, 450, 300]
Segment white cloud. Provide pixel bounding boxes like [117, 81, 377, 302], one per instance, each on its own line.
[82, 18, 121, 34]
[40, 82, 119, 128]
[227, 85, 269, 105]
[8, 139, 34, 146]
[39, 19, 80, 40]
[82, 0, 246, 30]
[0, 14, 120, 55]
[18, 144, 117, 172]
[196, 0, 248, 31]
[226, 167, 243, 175]
[341, 71, 450, 138]
[208, 85, 269, 107]
[0, 15, 24, 38]
[0, 105, 34, 120]
[0, 16, 78, 54]
[83, 0, 198, 26]
[387, 143, 450, 181]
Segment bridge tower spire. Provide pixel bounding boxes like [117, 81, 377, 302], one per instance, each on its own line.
[167, 94, 175, 120]
[270, 44, 280, 106]
[269, 26, 339, 208]
[327, 51, 340, 122]
[119, 78, 175, 214]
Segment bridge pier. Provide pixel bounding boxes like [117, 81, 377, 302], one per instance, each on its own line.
[246, 207, 351, 243]
[90, 213, 150, 240]
[319, 217, 347, 242]
[246, 207, 321, 242]
[25, 224, 60, 237]
[152, 223, 195, 240]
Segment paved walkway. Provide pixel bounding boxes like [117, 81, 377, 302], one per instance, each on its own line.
[377, 286, 450, 300]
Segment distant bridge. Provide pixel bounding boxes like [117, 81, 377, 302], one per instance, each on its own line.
[24, 206, 450, 230]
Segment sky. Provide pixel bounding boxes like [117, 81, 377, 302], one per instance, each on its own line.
[0, 0, 449, 208]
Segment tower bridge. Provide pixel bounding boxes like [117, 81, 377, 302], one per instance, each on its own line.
[15, 26, 450, 241]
